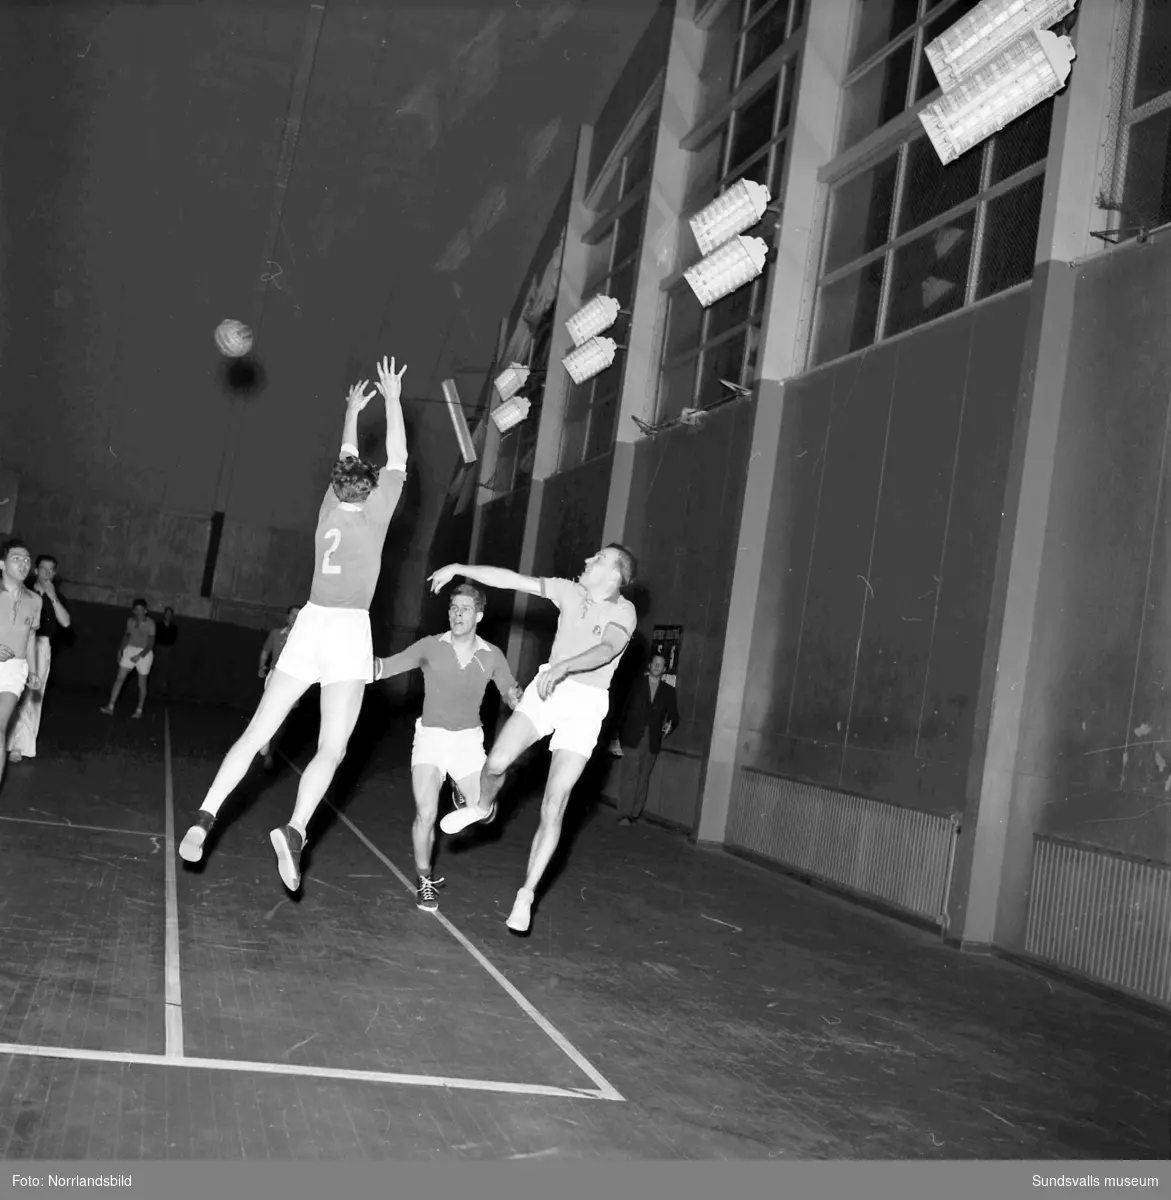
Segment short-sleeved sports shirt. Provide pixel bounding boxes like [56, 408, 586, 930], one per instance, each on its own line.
[309, 444, 406, 610]
[540, 576, 636, 689]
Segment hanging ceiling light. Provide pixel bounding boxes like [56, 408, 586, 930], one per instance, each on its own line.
[688, 179, 772, 257]
[562, 336, 617, 385]
[918, 27, 1076, 165]
[925, 0, 1077, 94]
[684, 235, 769, 308]
[491, 394, 532, 434]
[565, 294, 621, 348]
[440, 379, 478, 464]
[494, 363, 530, 402]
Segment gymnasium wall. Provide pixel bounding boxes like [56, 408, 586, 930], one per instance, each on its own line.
[991, 234, 1171, 948]
[738, 288, 1030, 817]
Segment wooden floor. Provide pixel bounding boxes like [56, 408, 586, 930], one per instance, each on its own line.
[0, 688, 1166, 1161]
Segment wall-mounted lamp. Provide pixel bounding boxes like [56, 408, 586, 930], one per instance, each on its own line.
[684, 235, 769, 307]
[689, 179, 772, 257]
[494, 363, 531, 402]
[491, 394, 532, 434]
[563, 336, 617, 384]
[565, 294, 621, 347]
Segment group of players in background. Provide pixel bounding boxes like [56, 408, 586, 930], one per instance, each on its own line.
[177, 355, 639, 935]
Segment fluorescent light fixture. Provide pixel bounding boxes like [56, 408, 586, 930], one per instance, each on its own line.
[926, 0, 1077, 93]
[562, 336, 617, 385]
[684, 235, 769, 308]
[440, 379, 478, 464]
[918, 27, 1076, 165]
[490, 394, 532, 434]
[565, 294, 621, 347]
[494, 363, 530, 402]
[689, 179, 772, 256]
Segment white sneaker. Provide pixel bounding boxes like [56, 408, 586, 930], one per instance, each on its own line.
[439, 803, 495, 835]
[506, 888, 535, 933]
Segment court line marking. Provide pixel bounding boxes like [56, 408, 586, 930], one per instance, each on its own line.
[162, 711, 185, 1059]
[330, 804, 625, 1104]
[0, 1041, 610, 1099]
[0, 815, 163, 839]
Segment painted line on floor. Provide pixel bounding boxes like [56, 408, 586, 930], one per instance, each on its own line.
[0, 1041, 610, 1099]
[162, 710, 185, 1060]
[333, 805, 626, 1104]
[0, 815, 163, 839]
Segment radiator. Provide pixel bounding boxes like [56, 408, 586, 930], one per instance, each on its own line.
[1024, 835, 1171, 1008]
[727, 769, 960, 925]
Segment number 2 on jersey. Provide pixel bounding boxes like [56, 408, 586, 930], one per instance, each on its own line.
[321, 528, 342, 575]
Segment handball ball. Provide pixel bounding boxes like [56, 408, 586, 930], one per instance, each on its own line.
[215, 319, 253, 358]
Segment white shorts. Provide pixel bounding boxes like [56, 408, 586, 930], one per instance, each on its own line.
[411, 719, 486, 781]
[515, 664, 611, 758]
[275, 602, 373, 686]
[0, 658, 30, 697]
[120, 648, 154, 675]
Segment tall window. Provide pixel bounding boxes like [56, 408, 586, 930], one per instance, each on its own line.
[1104, 0, 1171, 236]
[838, 0, 986, 153]
[655, 51, 799, 424]
[493, 307, 556, 495]
[559, 118, 658, 471]
[810, 101, 1052, 366]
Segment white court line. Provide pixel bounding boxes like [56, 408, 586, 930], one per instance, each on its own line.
[162, 711, 184, 1059]
[0, 815, 163, 839]
[0, 1040, 608, 1099]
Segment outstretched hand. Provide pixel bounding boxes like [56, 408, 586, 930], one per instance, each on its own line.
[427, 564, 460, 593]
[347, 379, 376, 412]
[374, 355, 407, 403]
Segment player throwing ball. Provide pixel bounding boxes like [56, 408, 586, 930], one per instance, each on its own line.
[371, 583, 521, 912]
[426, 545, 637, 933]
[179, 356, 408, 892]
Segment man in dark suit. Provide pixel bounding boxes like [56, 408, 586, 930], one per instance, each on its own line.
[615, 652, 679, 825]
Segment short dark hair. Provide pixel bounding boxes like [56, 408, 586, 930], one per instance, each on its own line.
[35, 554, 58, 569]
[331, 455, 380, 503]
[450, 583, 486, 613]
[132, 597, 148, 610]
[605, 542, 636, 588]
[2, 538, 30, 559]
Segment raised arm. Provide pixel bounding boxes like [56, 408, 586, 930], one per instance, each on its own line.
[428, 562, 542, 597]
[374, 356, 408, 472]
[339, 378, 377, 456]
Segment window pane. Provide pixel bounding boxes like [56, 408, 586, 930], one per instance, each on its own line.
[606, 258, 637, 310]
[559, 385, 591, 471]
[849, 0, 919, 73]
[623, 125, 656, 196]
[990, 99, 1053, 184]
[1134, 0, 1171, 109]
[823, 152, 899, 273]
[811, 258, 885, 365]
[699, 0, 742, 115]
[495, 430, 519, 494]
[839, 39, 914, 151]
[977, 175, 1043, 300]
[706, 269, 757, 339]
[594, 166, 622, 216]
[898, 134, 981, 234]
[915, 0, 984, 100]
[663, 286, 705, 359]
[740, 0, 791, 83]
[884, 209, 974, 337]
[685, 127, 727, 209]
[657, 358, 698, 423]
[729, 80, 779, 170]
[727, 146, 772, 191]
[696, 331, 751, 407]
[585, 389, 620, 461]
[583, 234, 615, 295]
[613, 195, 646, 268]
[1122, 105, 1171, 227]
[777, 58, 797, 129]
[514, 417, 539, 488]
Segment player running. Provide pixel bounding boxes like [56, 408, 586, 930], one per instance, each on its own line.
[371, 583, 520, 912]
[179, 356, 408, 892]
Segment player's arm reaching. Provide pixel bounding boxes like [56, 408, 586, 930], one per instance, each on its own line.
[25, 600, 42, 691]
[371, 639, 428, 684]
[428, 563, 544, 597]
[536, 621, 632, 700]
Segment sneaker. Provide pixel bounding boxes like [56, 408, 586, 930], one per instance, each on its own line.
[100, 705, 114, 716]
[440, 803, 496, 836]
[270, 825, 304, 891]
[178, 809, 216, 863]
[416, 875, 445, 912]
[506, 887, 535, 934]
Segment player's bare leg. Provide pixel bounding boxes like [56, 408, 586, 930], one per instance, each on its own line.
[506, 748, 589, 935]
[0, 693, 18, 795]
[178, 669, 309, 863]
[440, 710, 541, 835]
[270, 677, 365, 891]
[410, 764, 445, 911]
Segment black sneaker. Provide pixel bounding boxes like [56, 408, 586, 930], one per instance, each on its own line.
[269, 825, 304, 891]
[178, 810, 216, 863]
[416, 875, 445, 912]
